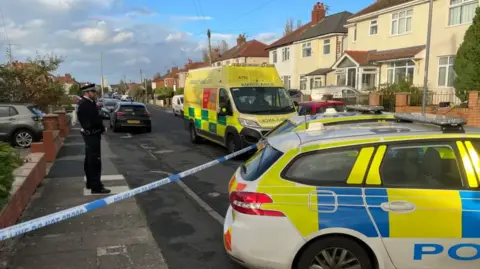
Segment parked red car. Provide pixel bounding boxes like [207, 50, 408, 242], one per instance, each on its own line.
[297, 100, 346, 115]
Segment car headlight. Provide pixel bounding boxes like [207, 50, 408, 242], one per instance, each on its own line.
[238, 118, 261, 128]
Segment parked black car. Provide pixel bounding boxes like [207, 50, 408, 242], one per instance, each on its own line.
[109, 102, 151, 133]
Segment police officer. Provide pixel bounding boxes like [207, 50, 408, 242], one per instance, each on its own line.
[77, 83, 111, 194]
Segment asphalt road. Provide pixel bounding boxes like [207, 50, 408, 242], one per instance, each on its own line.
[104, 105, 244, 269]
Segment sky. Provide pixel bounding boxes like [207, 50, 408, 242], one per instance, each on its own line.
[0, 0, 373, 84]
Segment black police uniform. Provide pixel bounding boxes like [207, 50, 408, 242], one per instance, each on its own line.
[77, 84, 110, 193]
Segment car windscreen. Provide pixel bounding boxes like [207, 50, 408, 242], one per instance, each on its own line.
[119, 105, 146, 114]
[230, 87, 295, 114]
[240, 144, 283, 181]
[265, 119, 297, 138]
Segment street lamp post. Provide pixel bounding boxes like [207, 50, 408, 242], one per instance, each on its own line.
[421, 0, 434, 114]
[100, 51, 104, 96]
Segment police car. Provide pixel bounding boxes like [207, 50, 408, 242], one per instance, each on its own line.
[225, 113, 480, 269]
[265, 105, 396, 139]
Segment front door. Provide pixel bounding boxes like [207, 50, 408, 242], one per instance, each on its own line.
[347, 68, 356, 88]
[365, 141, 471, 269]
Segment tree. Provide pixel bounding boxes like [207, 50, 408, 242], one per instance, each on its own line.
[284, 18, 294, 36]
[117, 80, 128, 95]
[69, 83, 81, 96]
[201, 39, 230, 63]
[153, 72, 162, 80]
[0, 54, 67, 110]
[454, 7, 480, 102]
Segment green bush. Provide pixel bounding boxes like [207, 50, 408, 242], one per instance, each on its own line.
[368, 80, 430, 110]
[0, 143, 22, 209]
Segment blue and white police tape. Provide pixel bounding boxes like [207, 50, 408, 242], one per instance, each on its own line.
[0, 143, 259, 241]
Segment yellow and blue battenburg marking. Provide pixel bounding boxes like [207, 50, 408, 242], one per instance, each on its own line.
[316, 187, 378, 237]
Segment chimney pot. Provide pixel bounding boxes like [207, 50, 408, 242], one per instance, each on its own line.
[311, 2, 326, 24]
[236, 34, 246, 46]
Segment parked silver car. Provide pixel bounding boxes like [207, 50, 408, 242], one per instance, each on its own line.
[309, 86, 368, 104]
[0, 104, 44, 148]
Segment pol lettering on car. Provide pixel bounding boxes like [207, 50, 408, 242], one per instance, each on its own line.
[414, 243, 480, 261]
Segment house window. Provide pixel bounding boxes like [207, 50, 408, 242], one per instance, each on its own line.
[272, 51, 277, 63]
[391, 9, 412, 35]
[336, 70, 346, 86]
[361, 73, 376, 89]
[438, 56, 455, 87]
[236, 59, 239, 63]
[449, 0, 477, 26]
[282, 47, 290, 61]
[302, 43, 312, 57]
[282, 76, 291, 89]
[323, 39, 330, 55]
[226, 60, 230, 65]
[370, 19, 378, 35]
[387, 60, 415, 83]
[300, 76, 307, 90]
[312, 77, 323, 89]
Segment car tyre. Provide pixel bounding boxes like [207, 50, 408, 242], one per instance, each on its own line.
[12, 129, 34, 148]
[295, 236, 373, 269]
[112, 123, 119, 133]
[226, 133, 242, 155]
[146, 126, 152, 133]
[189, 123, 201, 144]
[172, 109, 176, 116]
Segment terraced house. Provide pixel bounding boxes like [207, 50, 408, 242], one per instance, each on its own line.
[331, 0, 478, 94]
[267, 2, 351, 91]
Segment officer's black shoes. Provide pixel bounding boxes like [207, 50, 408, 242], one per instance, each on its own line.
[91, 187, 111, 194]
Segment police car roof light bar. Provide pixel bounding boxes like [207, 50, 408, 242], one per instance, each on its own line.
[346, 105, 384, 114]
[394, 112, 467, 133]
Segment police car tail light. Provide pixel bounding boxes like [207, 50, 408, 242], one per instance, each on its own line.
[229, 191, 285, 217]
[116, 112, 125, 116]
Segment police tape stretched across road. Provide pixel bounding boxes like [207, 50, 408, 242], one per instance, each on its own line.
[0, 144, 258, 241]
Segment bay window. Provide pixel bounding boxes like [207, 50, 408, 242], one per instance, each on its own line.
[387, 60, 415, 83]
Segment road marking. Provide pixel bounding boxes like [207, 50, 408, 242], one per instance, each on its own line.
[152, 150, 173, 154]
[84, 174, 125, 181]
[83, 186, 130, 196]
[147, 165, 225, 225]
[140, 144, 156, 149]
[120, 133, 132, 138]
[208, 192, 220, 197]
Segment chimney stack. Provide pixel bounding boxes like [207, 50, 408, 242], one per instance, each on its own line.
[188, 59, 193, 64]
[236, 34, 246, 46]
[311, 2, 326, 24]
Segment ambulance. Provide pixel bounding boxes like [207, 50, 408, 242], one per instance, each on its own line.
[183, 64, 297, 153]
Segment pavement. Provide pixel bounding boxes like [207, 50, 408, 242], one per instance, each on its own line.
[3, 105, 244, 269]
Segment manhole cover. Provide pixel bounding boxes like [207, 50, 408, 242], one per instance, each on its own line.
[208, 192, 220, 197]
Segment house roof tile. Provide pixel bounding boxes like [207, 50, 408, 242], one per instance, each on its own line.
[265, 22, 314, 50]
[295, 11, 352, 42]
[215, 40, 268, 62]
[350, 0, 415, 20]
[306, 68, 333, 76]
[343, 45, 425, 66]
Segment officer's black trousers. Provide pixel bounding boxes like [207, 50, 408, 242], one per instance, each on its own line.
[83, 134, 103, 189]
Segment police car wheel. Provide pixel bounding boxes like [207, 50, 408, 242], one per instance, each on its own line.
[172, 109, 176, 116]
[296, 236, 373, 269]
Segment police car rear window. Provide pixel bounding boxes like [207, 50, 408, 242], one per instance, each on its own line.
[240, 145, 283, 181]
[265, 120, 297, 137]
[120, 105, 146, 112]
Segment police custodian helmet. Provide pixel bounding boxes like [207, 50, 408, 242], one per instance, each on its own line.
[81, 83, 97, 92]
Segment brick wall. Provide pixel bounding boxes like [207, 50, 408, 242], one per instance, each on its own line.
[368, 91, 480, 127]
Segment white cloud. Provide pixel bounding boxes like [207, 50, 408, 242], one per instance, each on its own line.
[124, 56, 151, 66]
[34, 0, 115, 10]
[166, 32, 192, 42]
[76, 27, 107, 45]
[172, 16, 213, 21]
[25, 19, 45, 28]
[253, 32, 280, 44]
[71, 60, 91, 67]
[112, 31, 134, 43]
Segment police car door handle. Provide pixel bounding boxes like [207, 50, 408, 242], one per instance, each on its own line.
[380, 201, 416, 213]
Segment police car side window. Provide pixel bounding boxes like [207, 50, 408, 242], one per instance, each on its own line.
[283, 149, 359, 185]
[0, 107, 10, 117]
[380, 144, 463, 189]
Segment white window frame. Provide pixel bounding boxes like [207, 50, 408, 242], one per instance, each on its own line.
[391, 9, 413, 35]
[300, 76, 307, 90]
[282, 76, 291, 89]
[323, 39, 331, 55]
[369, 19, 378, 35]
[312, 76, 323, 89]
[448, 0, 478, 26]
[272, 51, 277, 63]
[282, 47, 290, 61]
[437, 56, 455, 87]
[387, 61, 415, 84]
[302, 43, 312, 57]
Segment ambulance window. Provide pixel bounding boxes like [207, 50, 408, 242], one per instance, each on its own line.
[380, 144, 463, 189]
[282, 149, 359, 185]
[240, 145, 283, 181]
[219, 89, 228, 105]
